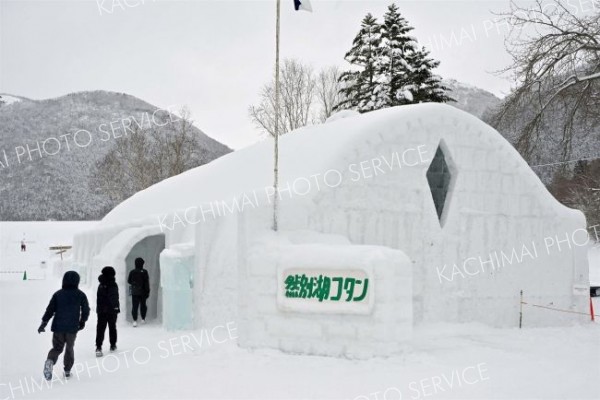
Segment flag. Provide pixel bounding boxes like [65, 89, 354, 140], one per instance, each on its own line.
[294, 0, 312, 12]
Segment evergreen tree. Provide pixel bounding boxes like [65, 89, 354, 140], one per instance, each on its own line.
[407, 46, 453, 103]
[336, 4, 452, 113]
[379, 3, 419, 106]
[337, 14, 384, 113]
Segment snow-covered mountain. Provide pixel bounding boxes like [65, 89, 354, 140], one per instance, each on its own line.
[0, 94, 29, 106]
[0, 91, 231, 221]
[443, 79, 502, 119]
[0, 82, 504, 221]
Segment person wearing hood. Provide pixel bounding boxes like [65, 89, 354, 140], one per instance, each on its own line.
[127, 257, 150, 327]
[95, 266, 120, 357]
[38, 270, 90, 381]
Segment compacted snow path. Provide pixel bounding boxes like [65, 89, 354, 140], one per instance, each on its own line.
[0, 277, 598, 400]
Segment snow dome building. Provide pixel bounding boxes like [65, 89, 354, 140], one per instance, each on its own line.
[72, 104, 591, 358]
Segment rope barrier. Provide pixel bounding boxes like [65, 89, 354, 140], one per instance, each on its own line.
[521, 301, 600, 318]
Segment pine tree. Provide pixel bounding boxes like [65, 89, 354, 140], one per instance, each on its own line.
[337, 14, 384, 113]
[407, 47, 453, 103]
[336, 4, 452, 113]
[379, 3, 419, 106]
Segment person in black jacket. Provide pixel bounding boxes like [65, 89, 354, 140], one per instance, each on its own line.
[38, 271, 90, 380]
[95, 266, 120, 357]
[127, 257, 150, 327]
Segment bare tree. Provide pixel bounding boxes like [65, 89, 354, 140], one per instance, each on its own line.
[249, 59, 317, 137]
[492, 0, 600, 161]
[550, 159, 600, 233]
[90, 125, 154, 202]
[90, 108, 211, 203]
[150, 107, 208, 176]
[315, 66, 342, 122]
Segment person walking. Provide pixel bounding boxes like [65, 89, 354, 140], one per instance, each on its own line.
[95, 266, 120, 357]
[127, 257, 149, 327]
[38, 271, 90, 380]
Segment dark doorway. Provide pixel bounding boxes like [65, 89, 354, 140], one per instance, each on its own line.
[125, 234, 165, 322]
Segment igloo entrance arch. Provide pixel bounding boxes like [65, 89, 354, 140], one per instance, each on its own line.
[125, 234, 165, 323]
[89, 226, 167, 325]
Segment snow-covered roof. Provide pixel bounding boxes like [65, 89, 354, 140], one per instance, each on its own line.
[101, 104, 554, 227]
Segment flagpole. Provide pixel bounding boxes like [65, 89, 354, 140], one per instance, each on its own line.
[273, 0, 281, 232]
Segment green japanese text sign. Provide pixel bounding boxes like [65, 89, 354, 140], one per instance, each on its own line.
[277, 268, 374, 314]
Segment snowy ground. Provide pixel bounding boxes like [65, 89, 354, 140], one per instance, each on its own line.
[0, 221, 98, 280]
[1, 222, 599, 400]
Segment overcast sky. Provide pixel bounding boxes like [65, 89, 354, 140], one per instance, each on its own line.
[1, 0, 523, 149]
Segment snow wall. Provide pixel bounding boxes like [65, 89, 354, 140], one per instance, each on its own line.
[237, 229, 412, 359]
[219, 106, 587, 328]
[295, 109, 590, 327]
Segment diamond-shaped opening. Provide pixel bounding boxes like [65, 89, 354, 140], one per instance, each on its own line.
[426, 143, 454, 225]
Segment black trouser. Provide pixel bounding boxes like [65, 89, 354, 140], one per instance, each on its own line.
[131, 295, 147, 321]
[96, 313, 118, 348]
[47, 332, 77, 372]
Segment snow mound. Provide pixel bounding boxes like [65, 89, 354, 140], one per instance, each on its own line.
[101, 103, 570, 227]
[325, 109, 359, 123]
